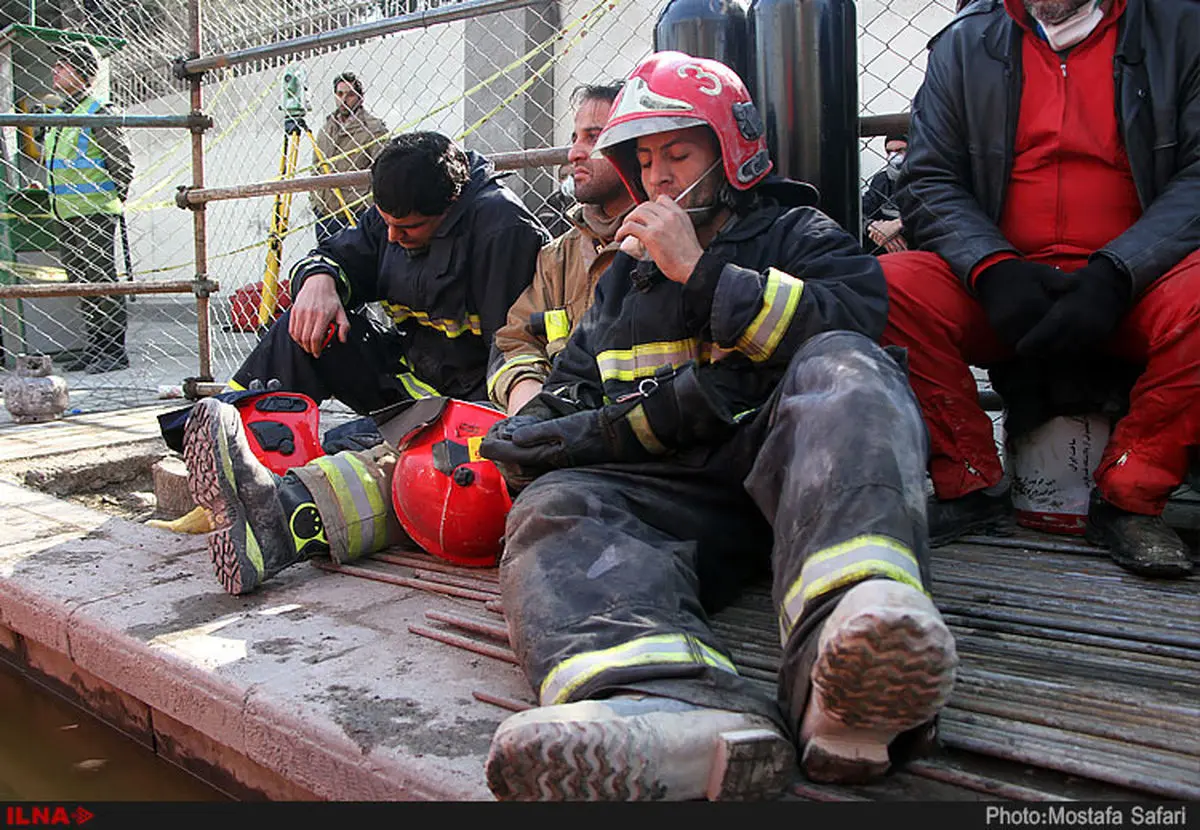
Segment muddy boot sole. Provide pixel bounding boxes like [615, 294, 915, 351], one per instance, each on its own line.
[801, 580, 957, 784]
[183, 399, 265, 595]
[486, 701, 795, 801]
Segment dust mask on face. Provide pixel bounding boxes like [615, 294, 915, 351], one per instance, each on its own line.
[1032, 0, 1104, 51]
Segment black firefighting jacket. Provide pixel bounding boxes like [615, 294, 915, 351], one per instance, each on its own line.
[289, 151, 549, 400]
[528, 177, 888, 457]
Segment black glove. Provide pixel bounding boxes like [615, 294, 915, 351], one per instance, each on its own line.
[974, 258, 1067, 347]
[1015, 257, 1131, 357]
[478, 404, 646, 490]
[478, 414, 548, 492]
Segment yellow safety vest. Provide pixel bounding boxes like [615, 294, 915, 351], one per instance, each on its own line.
[44, 96, 122, 219]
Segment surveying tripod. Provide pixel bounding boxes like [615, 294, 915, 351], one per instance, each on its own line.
[258, 72, 357, 331]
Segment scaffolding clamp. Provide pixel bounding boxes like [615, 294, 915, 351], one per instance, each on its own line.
[175, 185, 200, 210]
[191, 275, 218, 298]
[172, 53, 202, 81]
[187, 111, 214, 133]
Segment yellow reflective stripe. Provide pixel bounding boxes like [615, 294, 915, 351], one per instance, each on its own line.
[487, 353, 550, 398]
[311, 456, 365, 554]
[596, 339, 702, 383]
[540, 633, 737, 706]
[626, 403, 668, 455]
[543, 308, 571, 343]
[397, 372, 439, 400]
[226, 379, 246, 391]
[218, 417, 264, 578]
[778, 535, 925, 644]
[342, 452, 388, 552]
[736, 268, 804, 363]
[245, 526, 266, 580]
[381, 301, 482, 338]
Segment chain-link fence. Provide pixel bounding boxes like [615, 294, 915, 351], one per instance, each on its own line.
[0, 0, 957, 424]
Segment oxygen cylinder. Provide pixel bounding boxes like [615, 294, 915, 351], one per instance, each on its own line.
[749, 0, 859, 233]
[653, 0, 753, 92]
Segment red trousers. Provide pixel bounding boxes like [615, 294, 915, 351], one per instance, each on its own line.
[881, 250, 1200, 515]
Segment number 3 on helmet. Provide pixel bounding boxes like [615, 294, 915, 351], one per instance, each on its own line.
[391, 399, 513, 567]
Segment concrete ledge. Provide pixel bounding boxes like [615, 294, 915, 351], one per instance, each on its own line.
[0, 478, 531, 801]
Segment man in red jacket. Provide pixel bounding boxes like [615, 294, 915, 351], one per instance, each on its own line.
[882, 0, 1199, 578]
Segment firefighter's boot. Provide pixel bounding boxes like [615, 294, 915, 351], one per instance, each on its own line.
[798, 578, 958, 784]
[1085, 490, 1195, 579]
[926, 487, 1012, 547]
[485, 695, 796, 801]
[183, 398, 327, 595]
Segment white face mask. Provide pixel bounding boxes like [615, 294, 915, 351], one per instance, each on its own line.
[1033, 1, 1104, 51]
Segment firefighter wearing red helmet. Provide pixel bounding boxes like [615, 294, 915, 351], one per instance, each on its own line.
[476, 51, 957, 800]
[179, 394, 511, 596]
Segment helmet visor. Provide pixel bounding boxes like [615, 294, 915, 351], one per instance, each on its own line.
[592, 115, 707, 159]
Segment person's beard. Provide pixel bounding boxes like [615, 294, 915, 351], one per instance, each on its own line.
[1024, 0, 1091, 24]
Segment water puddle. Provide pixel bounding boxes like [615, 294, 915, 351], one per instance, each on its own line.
[0, 662, 228, 800]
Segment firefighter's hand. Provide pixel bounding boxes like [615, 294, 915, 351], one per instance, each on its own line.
[1015, 258, 1131, 357]
[615, 196, 704, 284]
[478, 415, 549, 491]
[868, 219, 908, 253]
[289, 273, 350, 358]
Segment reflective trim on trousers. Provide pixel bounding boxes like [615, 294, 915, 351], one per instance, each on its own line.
[539, 632, 738, 706]
[777, 534, 925, 644]
[309, 453, 387, 557]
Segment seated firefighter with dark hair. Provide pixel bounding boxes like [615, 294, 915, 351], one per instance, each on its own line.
[474, 51, 958, 801]
[232, 130, 549, 413]
[879, 0, 1200, 578]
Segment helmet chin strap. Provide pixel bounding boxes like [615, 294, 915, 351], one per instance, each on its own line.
[674, 158, 724, 225]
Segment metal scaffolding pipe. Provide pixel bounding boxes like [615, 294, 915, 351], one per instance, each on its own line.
[174, 111, 912, 210]
[178, 0, 546, 76]
[189, 0, 212, 381]
[0, 280, 215, 299]
[175, 145, 573, 208]
[0, 113, 212, 130]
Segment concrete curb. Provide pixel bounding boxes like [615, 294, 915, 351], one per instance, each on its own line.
[0, 478, 529, 801]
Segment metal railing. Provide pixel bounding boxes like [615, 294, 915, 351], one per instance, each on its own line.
[0, 0, 951, 421]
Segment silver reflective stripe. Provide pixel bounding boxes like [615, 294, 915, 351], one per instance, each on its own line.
[539, 633, 738, 705]
[778, 535, 924, 644]
[311, 454, 382, 556]
[736, 268, 803, 362]
[596, 339, 702, 383]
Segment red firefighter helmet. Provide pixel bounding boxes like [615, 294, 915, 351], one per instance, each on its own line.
[593, 50, 772, 203]
[234, 391, 325, 476]
[391, 399, 513, 567]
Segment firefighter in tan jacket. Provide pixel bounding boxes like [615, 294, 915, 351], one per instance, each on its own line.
[488, 83, 634, 414]
[310, 71, 389, 243]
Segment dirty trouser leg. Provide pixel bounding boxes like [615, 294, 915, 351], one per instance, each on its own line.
[742, 331, 953, 775]
[60, 214, 126, 361]
[232, 308, 421, 416]
[500, 462, 781, 727]
[880, 251, 1010, 499]
[1094, 250, 1200, 515]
